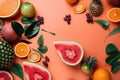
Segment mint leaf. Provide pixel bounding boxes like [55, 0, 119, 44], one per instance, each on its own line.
[11, 64, 24, 80]
[37, 34, 44, 46]
[38, 46, 48, 53]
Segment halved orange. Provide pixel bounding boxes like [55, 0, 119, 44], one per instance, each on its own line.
[28, 52, 41, 62]
[0, 0, 21, 18]
[73, 2, 86, 14]
[107, 8, 120, 22]
[14, 42, 30, 58]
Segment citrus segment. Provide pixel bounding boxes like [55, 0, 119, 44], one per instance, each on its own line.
[28, 52, 41, 62]
[14, 42, 30, 58]
[107, 8, 120, 22]
[73, 2, 86, 14]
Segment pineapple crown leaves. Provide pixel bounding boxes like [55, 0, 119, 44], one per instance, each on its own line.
[85, 56, 97, 67]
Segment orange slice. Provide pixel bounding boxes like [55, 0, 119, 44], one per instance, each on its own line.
[66, 0, 78, 4]
[107, 8, 120, 22]
[0, 0, 20, 18]
[14, 42, 30, 58]
[73, 2, 86, 14]
[28, 52, 41, 62]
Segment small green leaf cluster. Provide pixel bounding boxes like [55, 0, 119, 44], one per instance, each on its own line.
[33, 34, 49, 67]
[32, 34, 48, 55]
[105, 43, 120, 73]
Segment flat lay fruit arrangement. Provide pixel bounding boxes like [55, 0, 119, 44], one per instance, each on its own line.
[0, 0, 120, 80]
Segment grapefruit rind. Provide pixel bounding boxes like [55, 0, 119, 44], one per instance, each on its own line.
[107, 8, 120, 22]
[54, 41, 84, 66]
[0, 71, 13, 80]
[23, 62, 52, 80]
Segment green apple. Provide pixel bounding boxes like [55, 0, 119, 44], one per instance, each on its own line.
[20, 2, 35, 18]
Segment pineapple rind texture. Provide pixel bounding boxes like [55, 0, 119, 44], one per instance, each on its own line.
[0, 41, 14, 69]
[89, 0, 103, 16]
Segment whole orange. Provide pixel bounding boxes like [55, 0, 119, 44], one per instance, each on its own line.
[66, 0, 78, 4]
[93, 68, 111, 80]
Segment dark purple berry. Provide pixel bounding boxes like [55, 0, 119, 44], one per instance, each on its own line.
[45, 56, 50, 62]
[37, 16, 41, 20]
[37, 16, 44, 24]
[66, 18, 71, 21]
[86, 19, 91, 23]
[67, 21, 71, 24]
[43, 61, 48, 67]
[89, 16, 93, 23]
[64, 14, 71, 25]
[41, 21, 44, 24]
[41, 17, 44, 21]
[86, 13, 90, 17]
[64, 17, 67, 21]
[66, 14, 71, 18]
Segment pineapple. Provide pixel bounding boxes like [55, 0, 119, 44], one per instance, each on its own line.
[0, 41, 15, 69]
[81, 56, 97, 74]
[89, 0, 103, 16]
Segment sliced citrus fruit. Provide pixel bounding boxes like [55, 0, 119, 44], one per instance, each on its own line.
[73, 2, 86, 14]
[14, 42, 30, 58]
[107, 8, 120, 22]
[66, 0, 78, 4]
[28, 52, 41, 62]
[0, 0, 21, 18]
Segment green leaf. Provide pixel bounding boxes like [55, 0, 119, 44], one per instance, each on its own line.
[106, 43, 118, 55]
[12, 21, 24, 37]
[25, 21, 40, 39]
[105, 53, 120, 65]
[94, 20, 110, 30]
[38, 46, 48, 53]
[37, 34, 44, 46]
[11, 64, 24, 80]
[111, 61, 120, 73]
[24, 26, 29, 32]
[21, 17, 36, 24]
[107, 26, 120, 37]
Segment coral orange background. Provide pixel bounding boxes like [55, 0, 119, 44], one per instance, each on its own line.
[5, 0, 120, 80]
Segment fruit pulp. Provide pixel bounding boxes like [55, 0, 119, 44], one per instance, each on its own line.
[55, 44, 82, 63]
[0, 0, 19, 16]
